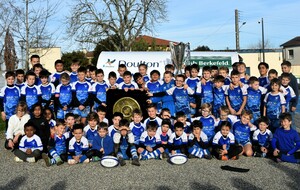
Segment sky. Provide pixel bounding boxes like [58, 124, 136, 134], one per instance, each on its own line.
[47, 0, 300, 52]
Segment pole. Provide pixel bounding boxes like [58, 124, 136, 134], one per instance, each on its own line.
[25, 0, 29, 71]
[261, 18, 265, 62]
[235, 9, 240, 51]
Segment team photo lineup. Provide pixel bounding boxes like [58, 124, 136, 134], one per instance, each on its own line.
[1, 54, 300, 167]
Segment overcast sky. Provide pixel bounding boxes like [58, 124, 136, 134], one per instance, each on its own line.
[48, 0, 300, 52]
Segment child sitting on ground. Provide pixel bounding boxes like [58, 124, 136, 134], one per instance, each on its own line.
[84, 112, 99, 147]
[138, 121, 164, 160]
[42, 121, 69, 166]
[108, 112, 123, 137]
[213, 121, 243, 160]
[252, 117, 273, 158]
[14, 121, 43, 163]
[86, 122, 114, 162]
[68, 124, 90, 165]
[114, 119, 140, 166]
[272, 113, 300, 163]
[129, 109, 145, 146]
[156, 119, 173, 158]
[168, 122, 188, 156]
[188, 120, 211, 159]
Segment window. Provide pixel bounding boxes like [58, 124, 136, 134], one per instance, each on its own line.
[288, 49, 294, 60]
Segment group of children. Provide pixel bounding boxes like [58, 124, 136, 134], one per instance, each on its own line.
[1, 55, 300, 166]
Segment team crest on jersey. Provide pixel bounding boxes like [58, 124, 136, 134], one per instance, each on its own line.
[33, 89, 36, 93]
[67, 87, 70, 91]
[84, 85, 87, 88]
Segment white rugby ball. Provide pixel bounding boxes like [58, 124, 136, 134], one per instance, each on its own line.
[169, 153, 188, 165]
[100, 156, 119, 168]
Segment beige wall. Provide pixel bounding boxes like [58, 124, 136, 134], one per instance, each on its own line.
[29, 47, 61, 73]
[239, 51, 284, 77]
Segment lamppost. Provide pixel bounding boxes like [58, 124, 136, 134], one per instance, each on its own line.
[258, 18, 265, 62]
[18, 40, 26, 69]
[235, 21, 246, 51]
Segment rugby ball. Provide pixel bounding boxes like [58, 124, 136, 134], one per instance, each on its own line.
[100, 156, 119, 168]
[169, 153, 188, 165]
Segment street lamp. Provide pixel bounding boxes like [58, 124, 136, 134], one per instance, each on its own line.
[235, 21, 246, 51]
[18, 40, 26, 69]
[258, 18, 265, 62]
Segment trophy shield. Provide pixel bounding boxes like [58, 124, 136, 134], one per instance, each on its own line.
[170, 42, 186, 74]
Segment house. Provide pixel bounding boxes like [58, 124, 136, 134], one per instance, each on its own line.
[135, 35, 178, 51]
[281, 36, 300, 77]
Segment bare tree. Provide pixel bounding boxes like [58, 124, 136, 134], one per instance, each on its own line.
[67, 0, 168, 51]
[4, 28, 17, 71]
[247, 39, 273, 49]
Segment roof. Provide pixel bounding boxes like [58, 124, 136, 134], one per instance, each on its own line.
[135, 35, 177, 46]
[281, 36, 300, 47]
[85, 51, 94, 57]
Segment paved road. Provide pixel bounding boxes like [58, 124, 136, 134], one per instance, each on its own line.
[0, 136, 299, 190]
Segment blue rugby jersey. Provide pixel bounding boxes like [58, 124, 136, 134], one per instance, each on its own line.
[259, 76, 269, 87]
[185, 77, 200, 103]
[68, 136, 89, 156]
[201, 80, 214, 104]
[233, 121, 256, 145]
[55, 84, 72, 107]
[19, 134, 43, 152]
[117, 82, 138, 90]
[91, 81, 109, 107]
[129, 122, 146, 145]
[253, 129, 273, 147]
[69, 72, 78, 83]
[192, 116, 216, 141]
[72, 81, 92, 105]
[166, 86, 194, 115]
[140, 131, 161, 148]
[84, 125, 98, 145]
[246, 86, 267, 113]
[146, 80, 163, 104]
[168, 132, 188, 146]
[39, 83, 55, 105]
[225, 85, 248, 112]
[0, 85, 20, 119]
[264, 92, 286, 120]
[20, 84, 41, 110]
[212, 131, 235, 150]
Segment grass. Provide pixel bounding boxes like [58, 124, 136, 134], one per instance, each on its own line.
[0, 119, 5, 132]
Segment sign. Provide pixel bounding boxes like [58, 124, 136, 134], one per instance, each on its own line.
[190, 56, 232, 67]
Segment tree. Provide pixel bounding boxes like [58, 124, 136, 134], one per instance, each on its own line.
[61, 51, 90, 71]
[193, 45, 211, 51]
[247, 39, 272, 49]
[4, 28, 17, 71]
[67, 0, 168, 51]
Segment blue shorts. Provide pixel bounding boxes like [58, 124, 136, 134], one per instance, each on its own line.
[57, 108, 71, 120]
[237, 140, 251, 147]
[73, 106, 90, 118]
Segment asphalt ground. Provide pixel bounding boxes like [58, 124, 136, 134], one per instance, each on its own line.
[0, 135, 299, 190]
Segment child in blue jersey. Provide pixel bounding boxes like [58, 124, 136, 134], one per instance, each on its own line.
[168, 121, 188, 155]
[133, 72, 146, 90]
[219, 66, 231, 85]
[265, 69, 278, 92]
[272, 113, 300, 163]
[281, 73, 296, 113]
[148, 74, 194, 117]
[68, 124, 90, 165]
[138, 63, 150, 83]
[200, 66, 214, 105]
[176, 111, 191, 135]
[114, 119, 140, 166]
[213, 121, 242, 160]
[253, 117, 273, 158]
[185, 64, 200, 115]
[108, 71, 118, 89]
[108, 112, 123, 137]
[84, 112, 99, 147]
[188, 120, 211, 159]
[0, 71, 20, 131]
[43, 108, 56, 134]
[91, 69, 108, 111]
[237, 62, 249, 84]
[145, 70, 163, 112]
[233, 110, 257, 157]
[225, 70, 247, 116]
[192, 103, 216, 142]
[14, 121, 43, 162]
[246, 76, 267, 124]
[129, 109, 145, 146]
[138, 121, 164, 160]
[117, 71, 138, 90]
[116, 64, 127, 84]
[55, 73, 72, 120]
[156, 119, 173, 158]
[39, 70, 55, 110]
[215, 106, 238, 131]
[65, 113, 75, 133]
[212, 75, 228, 118]
[160, 71, 175, 117]
[20, 71, 42, 112]
[5, 102, 30, 150]
[69, 59, 80, 83]
[258, 62, 269, 87]
[211, 65, 219, 80]
[42, 121, 69, 166]
[50, 60, 65, 87]
[143, 104, 162, 127]
[72, 66, 92, 124]
[15, 69, 25, 90]
[96, 106, 109, 124]
[263, 78, 286, 132]
[86, 122, 114, 162]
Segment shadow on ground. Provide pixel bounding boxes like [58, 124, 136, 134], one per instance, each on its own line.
[50, 180, 67, 190]
[0, 176, 26, 189]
